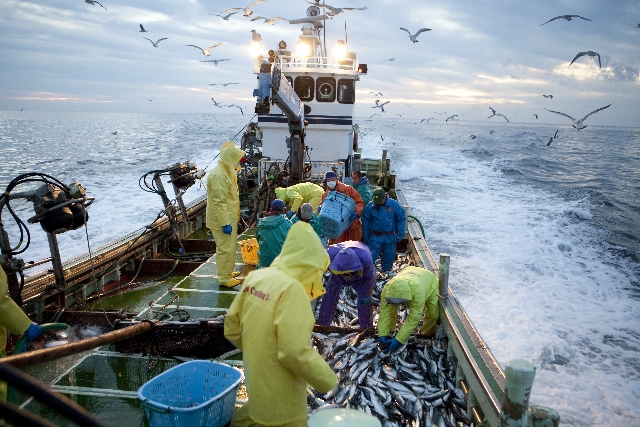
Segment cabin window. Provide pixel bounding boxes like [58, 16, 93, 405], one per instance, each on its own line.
[316, 77, 336, 102]
[285, 76, 293, 87]
[338, 79, 355, 104]
[294, 76, 315, 101]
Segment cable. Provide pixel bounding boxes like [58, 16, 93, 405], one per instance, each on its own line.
[407, 215, 425, 238]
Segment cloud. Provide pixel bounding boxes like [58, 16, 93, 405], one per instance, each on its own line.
[12, 92, 116, 102]
[600, 64, 640, 82]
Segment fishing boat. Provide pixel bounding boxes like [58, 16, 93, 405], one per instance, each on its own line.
[0, 2, 559, 426]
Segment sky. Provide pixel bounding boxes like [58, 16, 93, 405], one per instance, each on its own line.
[0, 0, 639, 126]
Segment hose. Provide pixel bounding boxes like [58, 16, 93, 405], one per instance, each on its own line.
[12, 323, 69, 355]
[407, 215, 425, 239]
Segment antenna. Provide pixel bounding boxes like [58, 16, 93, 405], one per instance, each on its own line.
[322, 0, 327, 57]
[345, 21, 348, 52]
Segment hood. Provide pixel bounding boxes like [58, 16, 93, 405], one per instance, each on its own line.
[274, 187, 287, 200]
[381, 275, 412, 303]
[356, 176, 369, 186]
[328, 247, 363, 274]
[271, 221, 329, 300]
[259, 214, 287, 229]
[218, 141, 245, 171]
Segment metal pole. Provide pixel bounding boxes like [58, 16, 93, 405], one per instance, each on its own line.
[500, 359, 536, 427]
[438, 253, 450, 298]
[46, 232, 66, 307]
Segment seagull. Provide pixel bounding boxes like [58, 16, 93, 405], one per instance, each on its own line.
[210, 82, 239, 87]
[369, 113, 381, 118]
[20, 107, 24, 111]
[187, 42, 227, 57]
[372, 100, 390, 112]
[400, 27, 432, 43]
[308, 2, 367, 17]
[569, 51, 601, 68]
[223, 0, 267, 18]
[111, 131, 117, 135]
[251, 16, 287, 25]
[545, 130, 560, 146]
[445, 114, 458, 122]
[228, 104, 244, 115]
[470, 135, 477, 139]
[212, 11, 240, 20]
[418, 117, 434, 123]
[380, 135, 384, 141]
[139, 24, 148, 32]
[544, 103, 612, 130]
[144, 37, 167, 48]
[637, 24, 640, 28]
[147, 98, 154, 101]
[542, 94, 553, 99]
[533, 114, 538, 119]
[211, 98, 224, 108]
[369, 91, 383, 96]
[251, 30, 262, 42]
[433, 111, 446, 115]
[487, 107, 509, 122]
[396, 113, 404, 117]
[200, 59, 231, 65]
[540, 15, 591, 26]
[383, 58, 396, 62]
[85, 0, 107, 10]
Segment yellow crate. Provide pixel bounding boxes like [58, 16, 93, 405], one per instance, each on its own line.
[239, 238, 259, 265]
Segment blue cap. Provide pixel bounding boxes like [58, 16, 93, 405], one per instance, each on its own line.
[270, 199, 285, 210]
[322, 171, 338, 183]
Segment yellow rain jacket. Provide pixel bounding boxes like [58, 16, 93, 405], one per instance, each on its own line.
[274, 182, 324, 213]
[225, 222, 335, 426]
[1, 268, 32, 401]
[206, 141, 246, 286]
[378, 266, 440, 343]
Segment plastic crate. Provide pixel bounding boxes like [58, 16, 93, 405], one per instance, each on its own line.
[239, 238, 259, 265]
[137, 360, 243, 427]
[318, 191, 356, 239]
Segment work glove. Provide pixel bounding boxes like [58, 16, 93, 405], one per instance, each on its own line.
[349, 211, 358, 221]
[222, 224, 233, 235]
[25, 323, 42, 341]
[385, 338, 402, 353]
[378, 336, 392, 349]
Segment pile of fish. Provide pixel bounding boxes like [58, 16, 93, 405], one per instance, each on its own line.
[308, 332, 471, 427]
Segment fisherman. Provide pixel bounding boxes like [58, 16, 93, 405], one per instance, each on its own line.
[321, 171, 364, 243]
[378, 266, 439, 352]
[274, 182, 324, 215]
[317, 241, 375, 329]
[206, 141, 246, 288]
[362, 188, 406, 274]
[1, 268, 42, 401]
[256, 199, 292, 268]
[225, 221, 337, 427]
[290, 202, 324, 241]
[351, 170, 372, 206]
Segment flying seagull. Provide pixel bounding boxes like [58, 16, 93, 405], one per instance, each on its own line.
[223, 0, 267, 18]
[487, 107, 509, 122]
[541, 15, 591, 26]
[201, 59, 231, 65]
[308, 2, 367, 17]
[372, 100, 390, 113]
[251, 16, 287, 25]
[139, 24, 147, 32]
[144, 37, 167, 48]
[569, 51, 601, 68]
[637, 24, 640, 28]
[369, 113, 381, 118]
[433, 111, 446, 115]
[445, 114, 458, 122]
[383, 58, 396, 62]
[251, 30, 262, 42]
[111, 131, 117, 135]
[187, 42, 227, 57]
[470, 135, 477, 140]
[211, 98, 224, 108]
[147, 98, 154, 101]
[210, 82, 239, 87]
[544, 103, 612, 130]
[212, 11, 240, 20]
[418, 117, 434, 123]
[400, 27, 432, 43]
[227, 104, 244, 115]
[369, 91, 383, 96]
[544, 130, 560, 146]
[533, 114, 538, 119]
[85, 0, 107, 10]
[542, 94, 553, 99]
[396, 113, 404, 118]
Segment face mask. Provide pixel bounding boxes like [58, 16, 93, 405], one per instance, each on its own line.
[327, 181, 337, 189]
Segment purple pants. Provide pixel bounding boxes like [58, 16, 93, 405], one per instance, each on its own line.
[317, 274, 374, 329]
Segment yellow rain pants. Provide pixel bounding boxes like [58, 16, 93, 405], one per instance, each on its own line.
[274, 182, 324, 213]
[0, 268, 32, 401]
[378, 266, 440, 343]
[225, 222, 335, 426]
[206, 141, 246, 286]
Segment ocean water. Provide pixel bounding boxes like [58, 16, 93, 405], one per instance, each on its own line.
[1, 111, 639, 426]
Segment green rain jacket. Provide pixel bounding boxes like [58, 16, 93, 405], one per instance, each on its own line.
[353, 176, 373, 206]
[256, 214, 292, 268]
[0, 268, 32, 357]
[225, 222, 335, 425]
[378, 266, 439, 343]
[205, 141, 245, 229]
[291, 212, 323, 238]
[274, 182, 324, 212]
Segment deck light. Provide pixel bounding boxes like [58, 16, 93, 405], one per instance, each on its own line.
[297, 41, 310, 57]
[335, 40, 347, 59]
[251, 41, 262, 57]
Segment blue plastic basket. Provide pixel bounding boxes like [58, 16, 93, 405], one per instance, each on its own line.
[319, 191, 356, 239]
[137, 360, 243, 427]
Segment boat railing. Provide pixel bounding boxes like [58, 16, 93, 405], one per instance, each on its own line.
[274, 56, 357, 71]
